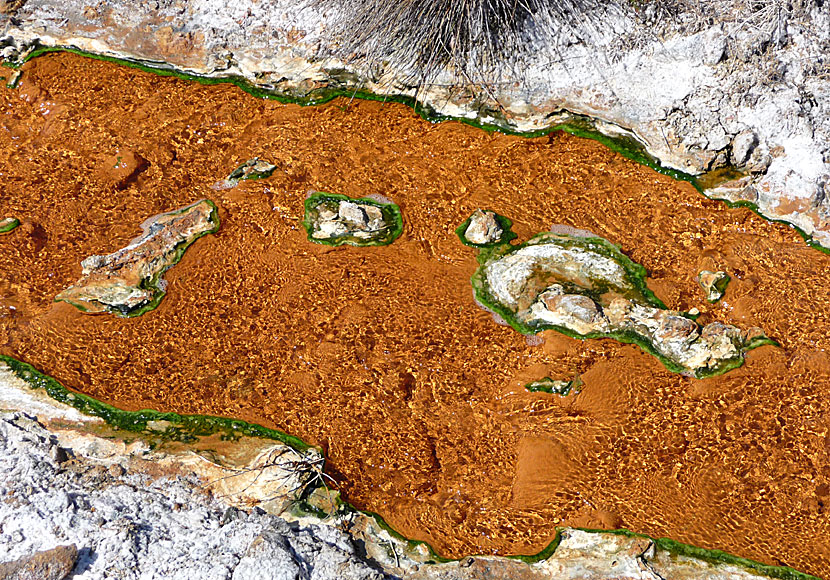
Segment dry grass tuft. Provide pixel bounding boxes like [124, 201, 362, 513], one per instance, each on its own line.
[315, 0, 627, 85]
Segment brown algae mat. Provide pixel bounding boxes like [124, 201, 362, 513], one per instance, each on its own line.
[1, 52, 830, 576]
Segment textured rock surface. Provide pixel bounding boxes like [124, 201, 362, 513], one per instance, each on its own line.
[0, 362, 811, 580]
[0, 544, 78, 580]
[0, 409, 385, 580]
[303, 193, 402, 246]
[1, 1, 828, 247]
[473, 232, 768, 376]
[55, 199, 219, 316]
[463, 210, 503, 245]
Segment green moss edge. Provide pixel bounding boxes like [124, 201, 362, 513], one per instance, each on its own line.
[13, 46, 830, 256]
[54, 199, 221, 318]
[708, 199, 830, 256]
[10, 46, 830, 256]
[0, 352, 816, 577]
[454, 211, 518, 248]
[0, 218, 19, 233]
[13, 47, 689, 188]
[472, 233, 774, 378]
[302, 192, 404, 247]
[0, 354, 310, 451]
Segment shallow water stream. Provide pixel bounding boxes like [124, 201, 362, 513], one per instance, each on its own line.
[2, 52, 830, 576]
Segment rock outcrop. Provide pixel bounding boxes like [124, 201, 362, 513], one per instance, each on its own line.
[55, 199, 219, 316]
[472, 231, 771, 377]
[303, 193, 403, 246]
[210, 158, 277, 190]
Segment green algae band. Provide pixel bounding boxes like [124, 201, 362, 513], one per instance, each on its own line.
[55, 199, 220, 317]
[471, 229, 774, 378]
[0, 354, 310, 451]
[303, 192, 403, 247]
[0, 217, 19, 233]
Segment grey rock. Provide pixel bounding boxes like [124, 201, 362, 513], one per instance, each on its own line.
[49, 445, 68, 464]
[232, 532, 300, 580]
[0, 411, 388, 580]
[732, 130, 759, 167]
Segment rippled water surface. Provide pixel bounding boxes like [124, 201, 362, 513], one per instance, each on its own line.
[2, 53, 830, 576]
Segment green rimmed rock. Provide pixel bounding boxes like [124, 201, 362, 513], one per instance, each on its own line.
[698, 270, 730, 302]
[0, 217, 19, 233]
[303, 192, 403, 247]
[525, 375, 583, 396]
[228, 157, 277, 182]
[471, 229, 774, 378]
[213, 158, 277, 190]
[456, 209, 517, 247]
[55, 199, 220, 317]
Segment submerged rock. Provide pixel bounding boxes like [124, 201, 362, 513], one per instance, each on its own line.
[97, 149, 149, 190]
[456, 209, 516, 247]
[228, 158, 277, 182]
[213, 158, 277, 190]
[303, 192, 403, 247]
[55, 199, 219, 317]
[472, 231, 772, 377]
[0, 217, 19, 233]
[525, 376, 582, 396]
[698, 270, 730, 302]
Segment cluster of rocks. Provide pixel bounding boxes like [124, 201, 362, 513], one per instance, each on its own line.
[303, 193, 403, 246]
[55, 199, 219, 316]
[474, 231, 769, 377]
[0, 216, 19, 233]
